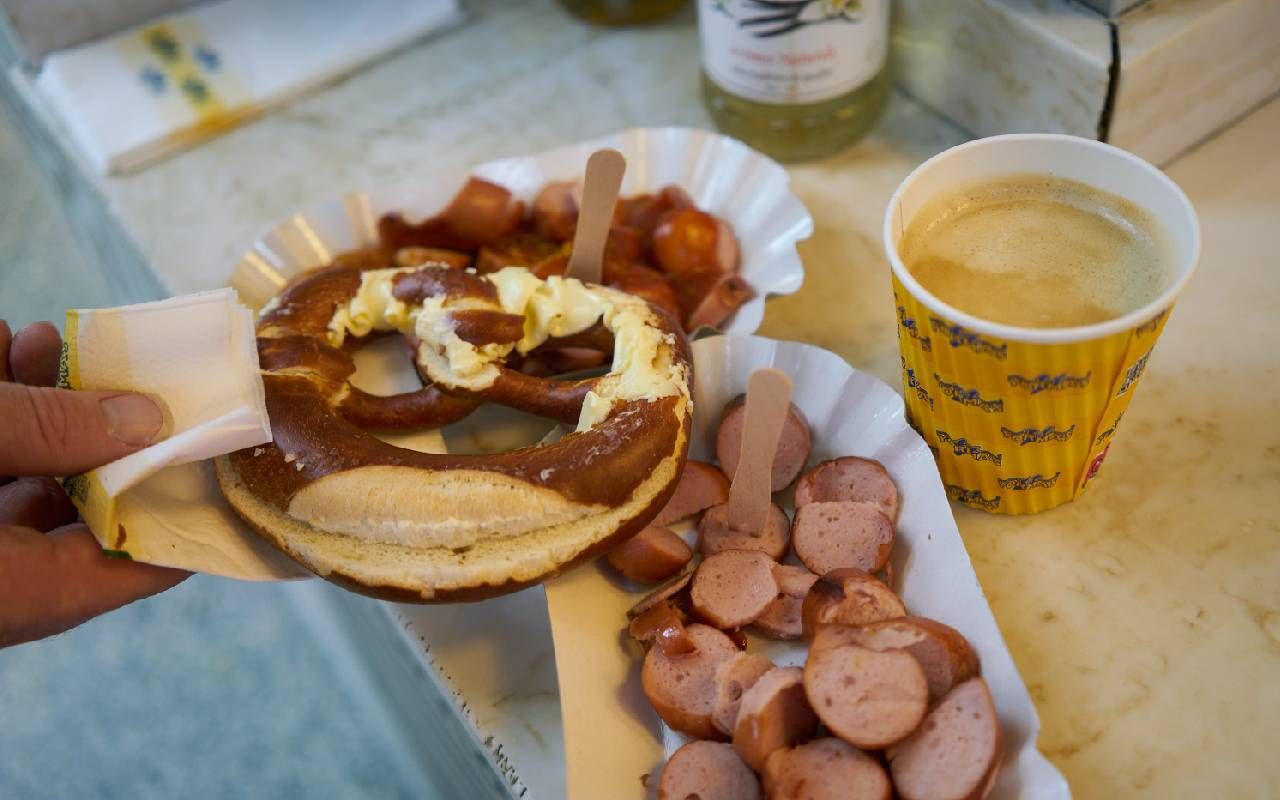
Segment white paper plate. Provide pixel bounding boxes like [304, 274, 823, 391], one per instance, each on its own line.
[230, 126, 813, 333]
[689, 336, 1069, 798]
[119, 126, 808, 579]
[541, 335, 1071, 800]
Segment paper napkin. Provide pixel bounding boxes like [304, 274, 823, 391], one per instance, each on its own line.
[59, 289, 306, 579]
[34, 0, 463, 174]
[62, 288, 269, 495]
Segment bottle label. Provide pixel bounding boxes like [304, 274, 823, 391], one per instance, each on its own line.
[699, 0, 889, 105]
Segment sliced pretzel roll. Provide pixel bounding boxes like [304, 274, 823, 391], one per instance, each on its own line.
[217, 263, 693, 601]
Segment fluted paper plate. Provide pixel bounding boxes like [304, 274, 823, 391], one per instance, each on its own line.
[230, 127, 812, 333]
[537, 335, 1070, 800]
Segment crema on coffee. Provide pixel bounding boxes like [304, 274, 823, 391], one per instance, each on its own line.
[899, 174, 1174, 328]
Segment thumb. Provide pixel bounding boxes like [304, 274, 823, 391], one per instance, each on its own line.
[0, 382, 165, 476]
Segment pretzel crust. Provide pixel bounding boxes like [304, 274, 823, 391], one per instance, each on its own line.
[218, 263, 693, 600]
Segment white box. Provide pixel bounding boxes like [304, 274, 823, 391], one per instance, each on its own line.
[892, 0, 1280, 165]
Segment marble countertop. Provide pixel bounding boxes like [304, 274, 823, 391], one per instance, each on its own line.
[33, 1, 1280, 796]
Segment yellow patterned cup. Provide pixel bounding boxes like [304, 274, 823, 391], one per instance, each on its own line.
[883, 134, 1200, 514]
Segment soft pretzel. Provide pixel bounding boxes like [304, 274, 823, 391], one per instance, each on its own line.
[216, 262, 693, 601]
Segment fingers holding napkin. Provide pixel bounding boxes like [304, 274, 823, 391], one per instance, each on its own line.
[59, 289, 308, 580]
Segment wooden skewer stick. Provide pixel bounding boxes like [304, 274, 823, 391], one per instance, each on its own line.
[564, 148, 626, 285]
[727, 367, 794, 532]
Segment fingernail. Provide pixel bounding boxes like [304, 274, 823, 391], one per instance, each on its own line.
[101, 393, 164, 446]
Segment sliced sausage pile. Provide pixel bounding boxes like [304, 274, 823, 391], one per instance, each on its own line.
[608, 397, 1005, 800]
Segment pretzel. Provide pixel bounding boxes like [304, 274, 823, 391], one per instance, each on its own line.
[216, 262, 693, 601]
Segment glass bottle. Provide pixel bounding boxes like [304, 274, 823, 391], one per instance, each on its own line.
[698, 0, 891, 161]
[559, 0, 690, 26]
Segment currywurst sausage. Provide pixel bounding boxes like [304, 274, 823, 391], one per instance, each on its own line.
[792, 501, 894, 575]
[655, 460, 730, 526]
[763, 738, 892, 800]
[658, 740, 761, 800]
[642, 623, 740, 739]
[732, 666, 819, 772]
[691, 550, 780, 629]
[800, 568, 906, 639]
[628, 599, 694, 658]
[753, 565, 820, 640]
[712, 652, 776, 736]
[847, 616, 979, 703]
[807, 622, 865, 655]
[803, 643, 928, 750]
[628, 567, 694, 620]
[716, 397, 812, 492]
[795, 456, 899, 521]
[698, 501, 790, 560]
[606, 525, 693, 584]
[889, 678, 1003, 800]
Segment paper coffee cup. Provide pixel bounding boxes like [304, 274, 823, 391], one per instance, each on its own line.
[883, 134, 1200, 515]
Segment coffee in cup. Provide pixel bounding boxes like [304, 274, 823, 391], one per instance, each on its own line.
[883, 134, 1200, 514]
[898, 174, 1175, 329]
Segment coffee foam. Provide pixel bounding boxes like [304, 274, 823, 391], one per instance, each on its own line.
[899, 174, 1174, 328]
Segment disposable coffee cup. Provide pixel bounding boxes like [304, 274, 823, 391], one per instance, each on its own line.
[883, 134, 1200, 515]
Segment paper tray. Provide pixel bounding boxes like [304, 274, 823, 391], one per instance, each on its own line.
[230, 125, 813, 332]
[387, 336, 1069, 799]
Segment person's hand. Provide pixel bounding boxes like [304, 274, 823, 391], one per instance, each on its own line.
[0, 320, 189, 647]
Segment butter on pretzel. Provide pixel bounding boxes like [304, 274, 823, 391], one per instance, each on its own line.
[216, 262, 692, 601]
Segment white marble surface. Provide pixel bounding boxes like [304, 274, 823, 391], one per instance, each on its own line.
[35, 1, 1280, 796]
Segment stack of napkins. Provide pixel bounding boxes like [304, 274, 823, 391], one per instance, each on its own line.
[35, 0, 462, 174]
[62, 289, 307, 580]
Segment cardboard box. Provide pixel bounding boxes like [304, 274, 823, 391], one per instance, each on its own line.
[1075, 0, 1148, 17]
[893, 0, 1280, 165]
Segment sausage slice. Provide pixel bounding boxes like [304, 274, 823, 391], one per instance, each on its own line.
[795, 456, 900, 521]
[753, 565, 820, 640]
[698, 501, 790, 560]
[627, 599, 694, 657]
[808, 622, 865, 656]
[792, 501, 894, 575]
[803, 643, 928, 750]
[642, 624, 740, 739]
[531, 180, 579, 242]
[657, 740, 761, 800]
[732, 666, 819, 771]
[801, 568, 906, 639]
[716, 397, 812, 492]
[685, 273, 756, 332]
[606, 525, 693, 584]
[653, 208, 740, 281]
[628, 567, 694, 620]
[763, 738, 892, 800]
[712, 652, 775, 736]
[441, 176, 526, 245]
[889, 678, 1003, 800]
[621, 185, 694, 240]
[655, 460, 731, 526]
[691, 550, 779, 629]
[848, 617, 980, 703]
